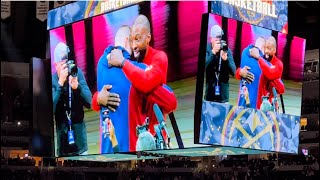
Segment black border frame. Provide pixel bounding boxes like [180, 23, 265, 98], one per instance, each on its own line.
[194, 13, 209, 145]
[30, 57, 55, 158]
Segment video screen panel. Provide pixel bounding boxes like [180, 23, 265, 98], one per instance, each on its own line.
[211, 0, 288, 33]
[31, 58, 54, 157]
[195, 13, 305, 153]
[49, 1, 208, 157]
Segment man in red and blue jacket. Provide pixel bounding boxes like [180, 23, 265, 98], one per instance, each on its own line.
[236, 37, 285, 109]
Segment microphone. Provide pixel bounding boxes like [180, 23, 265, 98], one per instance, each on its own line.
[272, 87, 278, 98]
[272, 87, 279, 113]
[136, 131, 156, 151]
[136, 117, 156, 151]
[260, 94, 272, 112]
[153, 104, 170, 146]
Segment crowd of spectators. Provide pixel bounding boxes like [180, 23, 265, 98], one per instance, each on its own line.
[1, 155, 36, 166]
[62, 160, 118, 168]
[1, 154, 318, 179]
[133, 157, 197, 169]
[277, 154, 318, 166]
[56, 157, 198, 169]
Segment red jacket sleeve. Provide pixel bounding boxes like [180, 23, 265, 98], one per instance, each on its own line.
[92, 91, 100, 112]
[269, 79, 285, 95]
[146, 86, 177, 114]
[235, 68, 242, 80]
[258, 57, 283, 81]
[122, 51, 168, 94]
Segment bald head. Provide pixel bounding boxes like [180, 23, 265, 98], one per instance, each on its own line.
[266, 36, 277, 49]
[255, 37, 266, 53]
[131, 15, 152, 62]
[265, 36, 277, 60]
[210, 25, 223, 38]
[114, 25, 131, 54]
[132, 15, 151, 33]
[115, 26, 131, 47]
[54, 42, 69, 63]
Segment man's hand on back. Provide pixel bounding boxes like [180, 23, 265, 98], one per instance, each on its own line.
[109, 49, 125, 67]
[250, 47, 261, 60]
[97, 85, 120, 112]
[240, 66, 255, 84]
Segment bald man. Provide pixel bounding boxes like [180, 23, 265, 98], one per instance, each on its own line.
[248, 36, 285, 110]
[108, 15, 177, 151]
[52, 42, 92, 156]
[93, 25, 133, 153]
[205, 25, 236, 103]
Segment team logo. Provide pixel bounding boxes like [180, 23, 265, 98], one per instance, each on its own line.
[220, 107, 281, 151]
[236, 0, 276, 25]
[237, 7, 265, 25]
[201, 101, 300, 153]
[219, 0, 278, 26]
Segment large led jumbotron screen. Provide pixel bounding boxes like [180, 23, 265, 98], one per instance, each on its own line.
[49, 2, 208, 157]
[195, 13, 305, 154]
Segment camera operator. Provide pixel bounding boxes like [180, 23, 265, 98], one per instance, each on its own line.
[52, 42, 92, 156]
[205, 25, 236, 103]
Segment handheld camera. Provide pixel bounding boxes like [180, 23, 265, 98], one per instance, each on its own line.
[66, 60, 77, 77]
[218, 30, 228, 52]
[64, 46, 78, 77]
